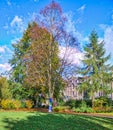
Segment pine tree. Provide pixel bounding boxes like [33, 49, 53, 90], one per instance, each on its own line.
[78, 30, 113, 107]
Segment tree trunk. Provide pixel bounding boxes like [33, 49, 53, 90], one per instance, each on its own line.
[92, 95, 95, 108]
[48, 34, 53, 112]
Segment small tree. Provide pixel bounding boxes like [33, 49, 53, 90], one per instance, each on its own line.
[0, 77, 12, 99]
[78, 30, 113, 107]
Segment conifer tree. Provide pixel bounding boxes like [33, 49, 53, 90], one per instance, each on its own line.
[78, 30, 113, 107]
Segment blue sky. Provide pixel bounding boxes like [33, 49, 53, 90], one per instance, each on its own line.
[0, 0, 113, 73]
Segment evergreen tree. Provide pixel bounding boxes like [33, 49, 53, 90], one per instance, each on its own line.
[78, 30, 113, 107]
[9, 23, 38, 100]
[9, 23, 32, 83]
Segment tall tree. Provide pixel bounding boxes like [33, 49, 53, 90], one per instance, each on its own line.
[9, 23, 39, 101]
[23, 23, 64, 101]
[78, 31, 113, 107]
[35, 1, 79, 100]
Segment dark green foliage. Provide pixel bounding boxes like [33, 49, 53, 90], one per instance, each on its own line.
[95, 96, 113, 107]
[65, 99, 92, 108]
[9, 23, 34, 100]
[65, 99, 76, 108]
[21, 101, 26, 108]
[75, 100, 83, 108]
[77, 30, 113, 106]
[8, 80, 38, 102]
[73, 101, 94, 113]
[84, 99, 92, 107]
[9, 23, 32, 83]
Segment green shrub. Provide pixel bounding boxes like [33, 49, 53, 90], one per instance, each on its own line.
[75, 100, 82, 108]
[53, 106, 69, 112]
[74, 107, 94, 113]
[95, 96, 113, 107]
[73, 101, 94, 113]
[65, 99, 92, 109]
[21, 101, 26, 108]
[84, 99, 92, 107]
[65, 99, 76, 108]
[79, 101, 87, 108]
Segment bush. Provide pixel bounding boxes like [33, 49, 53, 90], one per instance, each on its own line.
[13, 100, 21, 109]
[0, 99, 1, 107]
[65, 99, 92, 109]
[94, 96, 113, 108]
[74, 107, 94, 113]
[0, 99, 34, 110]
[53, 106, 69, 112]
[65, 99, 76, 108]
[1, 99, 15, 109]
[79, 101, 87, 107]
[93, 107, 113, 113]
[73, 101, 94, 113]
[75, 100, 82, 108]
[1, 99, 21, 110]
[25, 100, 34, 109]
[21, 100, 26, 108]
[84, 99, 92, 107]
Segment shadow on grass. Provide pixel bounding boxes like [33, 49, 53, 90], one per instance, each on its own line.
[2, 112, 113, 130]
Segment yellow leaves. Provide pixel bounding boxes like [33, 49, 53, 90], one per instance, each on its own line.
[1, 99, 21, 110]
[25, 100, 34, 109]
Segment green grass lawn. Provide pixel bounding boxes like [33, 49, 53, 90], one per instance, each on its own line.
[0, 111, 113, 130]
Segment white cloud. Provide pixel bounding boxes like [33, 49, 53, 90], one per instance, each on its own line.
[64, 11, 89, 45]
[11, 16, 22, 27]
[77, 4, 86, 13]
[100, 24, 113, 61]
[10, 16, 24, 32]
[0, 47, 5, 53]
[83, 36, 89, 42]
[0, 46, 13, 54]
[0, 46, 13, 69]
[104, 26, 113, 55]
[59, 46, 83, 65]
[0, 63, 11, 71]
[65, 12, 83, 43]
[11, 38, 20, 45]
[0, 46, 13, 74]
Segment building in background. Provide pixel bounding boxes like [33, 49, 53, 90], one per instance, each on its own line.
[63, 77, 113, 100]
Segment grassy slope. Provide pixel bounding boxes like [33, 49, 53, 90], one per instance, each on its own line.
[0, 112, 113, 130]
